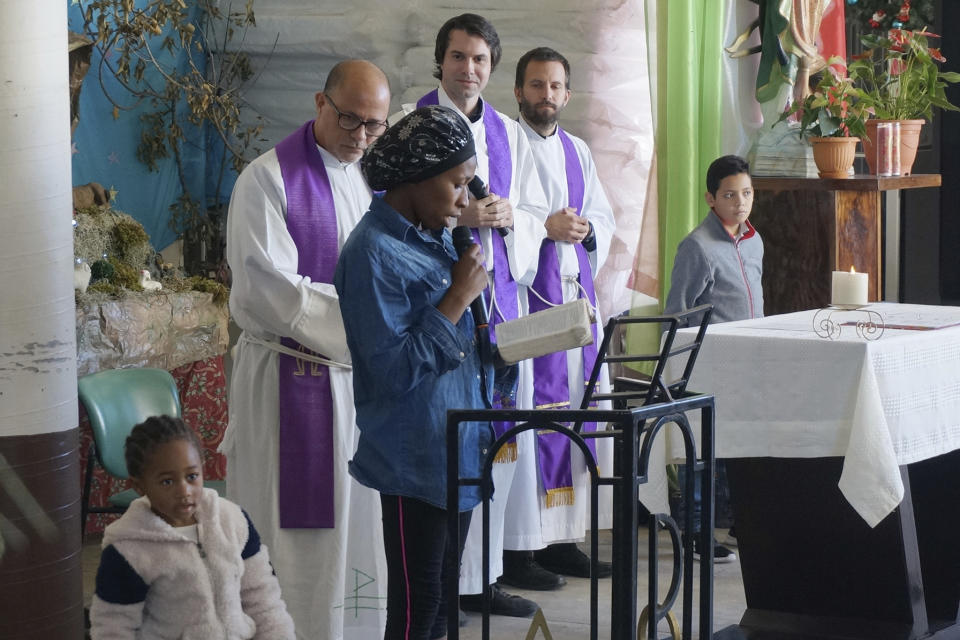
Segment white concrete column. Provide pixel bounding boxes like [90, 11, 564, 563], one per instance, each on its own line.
[0, 1, 82, 636]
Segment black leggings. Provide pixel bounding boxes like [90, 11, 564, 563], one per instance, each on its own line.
[380, 494, 471, 640]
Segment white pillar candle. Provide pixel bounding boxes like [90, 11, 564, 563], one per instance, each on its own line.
[832, 267, 868, 307]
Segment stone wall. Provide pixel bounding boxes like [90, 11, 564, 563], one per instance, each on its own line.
[238, 1, 654, 318]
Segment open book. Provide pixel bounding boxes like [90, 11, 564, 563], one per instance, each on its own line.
[495, 298, 595, 365]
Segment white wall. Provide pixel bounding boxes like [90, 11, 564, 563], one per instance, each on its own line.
[237, 1, 654, 319]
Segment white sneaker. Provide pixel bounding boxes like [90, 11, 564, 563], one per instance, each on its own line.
[687, 535, 737, 564]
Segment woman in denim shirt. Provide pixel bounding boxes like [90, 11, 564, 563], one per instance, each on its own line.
[335, 105, 497, 640]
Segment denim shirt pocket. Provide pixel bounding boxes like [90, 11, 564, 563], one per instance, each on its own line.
[393, 242, 454, 305]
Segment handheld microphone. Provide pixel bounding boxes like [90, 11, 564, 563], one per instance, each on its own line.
[451, 226, 490, 335]
[467, 175, 489, 201]
[468, 176, 508, 238]
[452, 225, 507, 396]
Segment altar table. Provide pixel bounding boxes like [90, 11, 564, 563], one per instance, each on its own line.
[666, 303, 960, 640]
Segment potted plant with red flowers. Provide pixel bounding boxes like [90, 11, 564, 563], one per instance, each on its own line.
[777, 61, 870, 178]
[849, 28, 960, 174]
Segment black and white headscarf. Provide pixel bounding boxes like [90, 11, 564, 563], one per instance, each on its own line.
[362, 105, 475, 191]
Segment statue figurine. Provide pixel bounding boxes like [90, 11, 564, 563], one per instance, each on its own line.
[727, 0, 833, 177]
[74, 260, 92, 293]
[139, 270, 162, 291]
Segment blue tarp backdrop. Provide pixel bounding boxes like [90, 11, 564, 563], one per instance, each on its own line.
[68, 1, 235, 252]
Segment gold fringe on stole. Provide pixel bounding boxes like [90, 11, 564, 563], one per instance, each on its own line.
[492, 441, 518, 464]
[545, 486, 575, 508]
[536, 401, 570, 410]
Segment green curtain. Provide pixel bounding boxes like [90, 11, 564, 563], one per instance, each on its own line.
[654, 0, 728, 303]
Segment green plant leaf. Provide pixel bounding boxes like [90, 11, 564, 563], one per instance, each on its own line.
[818, 112, 840, 137]
[851, 28, 960, 121]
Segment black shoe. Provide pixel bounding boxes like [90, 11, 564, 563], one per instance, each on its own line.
[499, 550, 567, 590]
[534, 542, 612, 579]
[460, 584, 539, 618]
[684, 534, 737, 564]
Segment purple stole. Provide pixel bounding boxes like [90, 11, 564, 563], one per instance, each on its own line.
[529, 129, 600, 507]
[273, 120, 339, 528]
[418, 90, 519, 459]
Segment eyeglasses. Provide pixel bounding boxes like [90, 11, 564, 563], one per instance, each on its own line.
[325, 94, 388, 137]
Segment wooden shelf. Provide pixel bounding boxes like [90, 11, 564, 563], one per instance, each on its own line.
[748, 173, 943, 314]
[752, 174, 942, 192]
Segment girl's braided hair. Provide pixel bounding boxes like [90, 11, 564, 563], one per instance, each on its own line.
[125, 415, 203, 478]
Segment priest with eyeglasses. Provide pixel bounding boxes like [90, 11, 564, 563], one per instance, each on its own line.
[221, 59, 392, 640]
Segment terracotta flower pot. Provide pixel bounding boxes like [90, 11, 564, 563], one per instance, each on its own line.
[861, 119, 925, 176]
[810, 136, 859, 179]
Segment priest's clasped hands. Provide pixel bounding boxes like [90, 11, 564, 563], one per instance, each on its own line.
[460, 191, 514, 230]
[545, 207, 589, 244]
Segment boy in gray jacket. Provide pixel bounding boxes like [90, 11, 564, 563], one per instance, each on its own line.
[663, 154, 763, 563]
[664, 154, 763, 327]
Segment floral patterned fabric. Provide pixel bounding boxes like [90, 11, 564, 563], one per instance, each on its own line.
[80, 355, 228, 535]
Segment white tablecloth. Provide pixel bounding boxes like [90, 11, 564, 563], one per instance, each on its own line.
[656, 303, 960, 528]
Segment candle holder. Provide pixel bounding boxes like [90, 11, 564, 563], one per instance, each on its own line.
[813, 306, 885, 341]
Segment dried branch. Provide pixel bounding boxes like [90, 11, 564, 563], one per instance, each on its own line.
[76, 0, 270, 245]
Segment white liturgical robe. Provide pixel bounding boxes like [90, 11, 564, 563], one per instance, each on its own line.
[505, 117, 616, 547]
[221, 143, 387, 640]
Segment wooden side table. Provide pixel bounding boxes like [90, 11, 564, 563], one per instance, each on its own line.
[750, 174, 941, 315]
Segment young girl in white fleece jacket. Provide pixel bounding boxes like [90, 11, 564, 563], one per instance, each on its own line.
[90, 415, 295, 639]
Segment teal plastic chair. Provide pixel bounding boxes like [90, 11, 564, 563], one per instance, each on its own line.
[78, 367, 224, 535]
